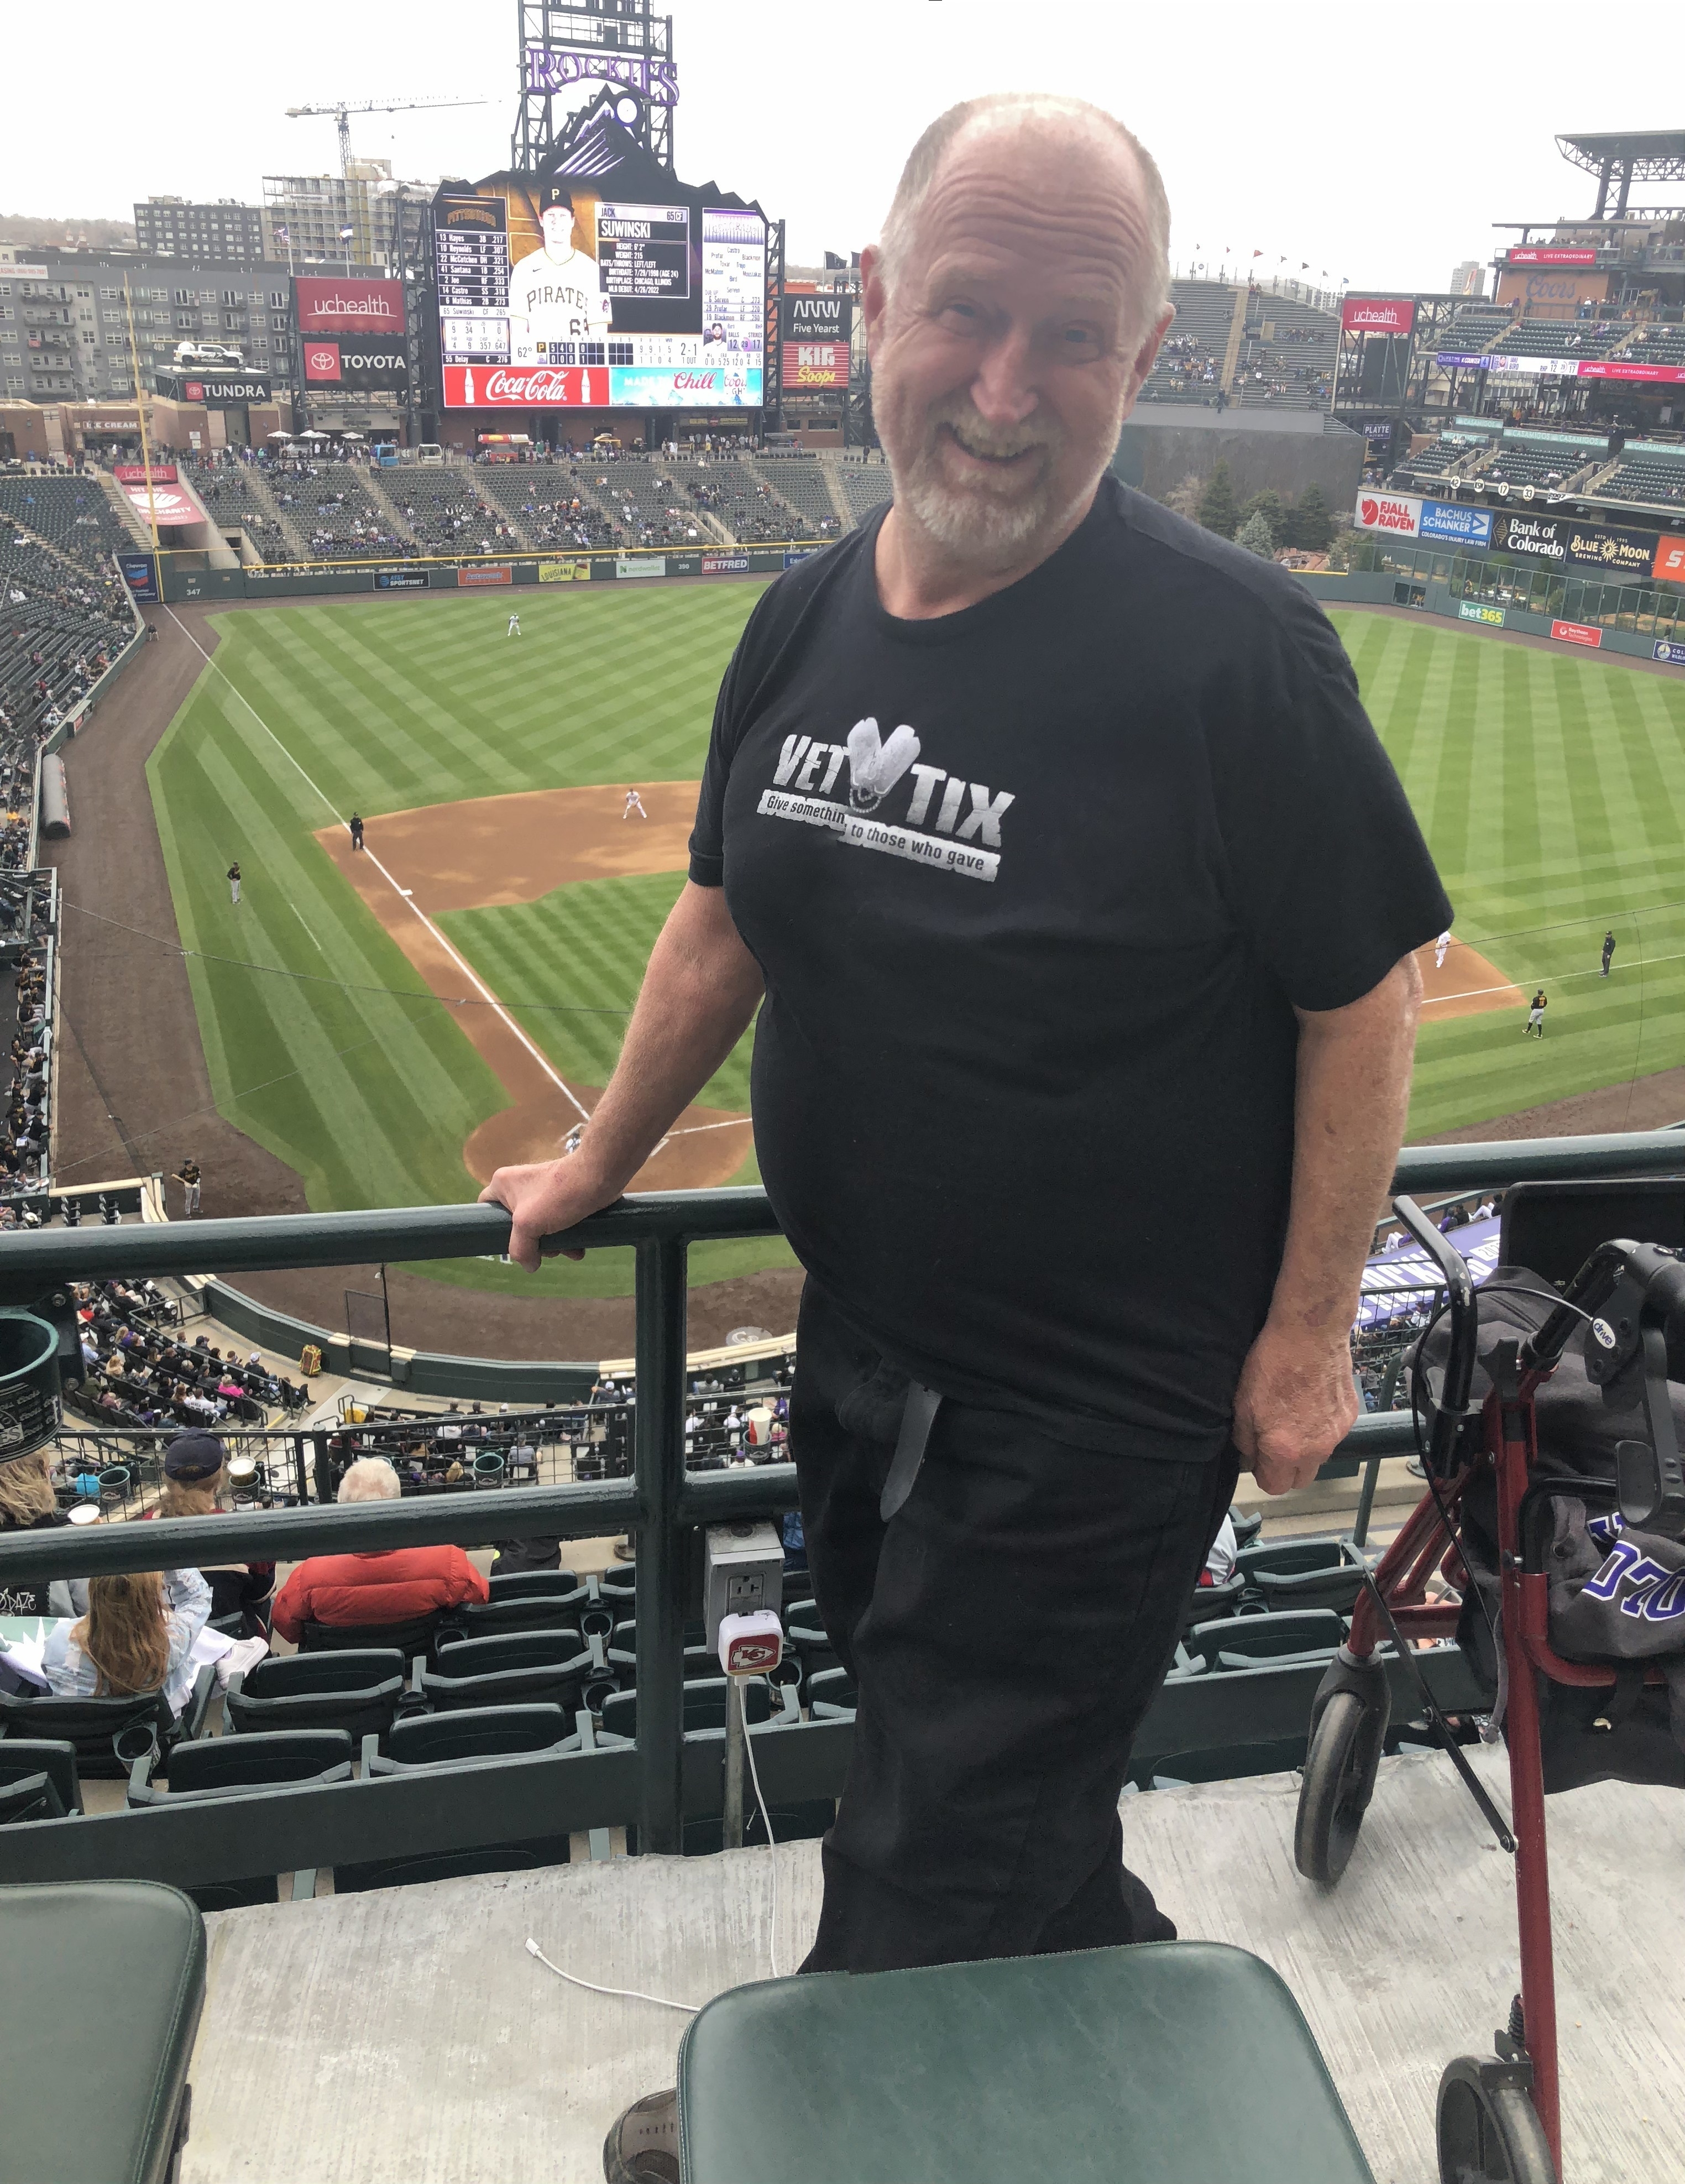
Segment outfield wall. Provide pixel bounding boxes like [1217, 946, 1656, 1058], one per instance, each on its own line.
[147, 544, 821, 604]
[1302, 568, 1685, 666]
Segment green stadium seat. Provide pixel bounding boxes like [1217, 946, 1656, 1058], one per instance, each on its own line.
[417, 1628, 590, 1713]
[0, 1880, 205, 2184]
[224, 1649, 405, 1746]
[0, 1736, 83, 1819]
[678, 1941, 1375, 2183]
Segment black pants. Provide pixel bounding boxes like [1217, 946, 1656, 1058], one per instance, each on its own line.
[792, 1282, 1239, 1975]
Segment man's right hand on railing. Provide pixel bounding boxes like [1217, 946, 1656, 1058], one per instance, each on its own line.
[479, 1158, 625, 1272]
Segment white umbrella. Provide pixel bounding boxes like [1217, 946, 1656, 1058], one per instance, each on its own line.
[299, 429, 329, 441]
[341, 431, 365, 441]
[266, 430, 294, 441]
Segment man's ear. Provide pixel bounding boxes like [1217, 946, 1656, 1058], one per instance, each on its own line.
[861, 244, 891, 363]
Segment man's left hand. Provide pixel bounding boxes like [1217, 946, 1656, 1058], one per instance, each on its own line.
[1231, 1323, 1359, 1497]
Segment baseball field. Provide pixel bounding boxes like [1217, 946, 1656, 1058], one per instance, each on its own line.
[143, 588, 1685, 1300]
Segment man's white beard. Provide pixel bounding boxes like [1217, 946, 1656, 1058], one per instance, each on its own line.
[882, 390, 1120, 573]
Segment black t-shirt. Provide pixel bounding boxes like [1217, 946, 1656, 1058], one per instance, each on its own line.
[690, 477, 1451, 1454]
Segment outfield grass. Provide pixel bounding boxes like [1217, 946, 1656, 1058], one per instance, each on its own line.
[146, 584, 786, 1298]
[1329, 614, 1685, 1136]
[146, 591, 1685, 1309]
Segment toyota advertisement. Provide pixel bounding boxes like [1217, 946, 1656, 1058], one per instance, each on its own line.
[433, 143, 767, 411]
[303, 338, 409, 391]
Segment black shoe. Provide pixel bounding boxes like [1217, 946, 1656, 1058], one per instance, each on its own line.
[603, 2088, 678, 2182]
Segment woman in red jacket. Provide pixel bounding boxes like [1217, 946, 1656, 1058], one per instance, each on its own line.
[270, 1456, 488, 1643]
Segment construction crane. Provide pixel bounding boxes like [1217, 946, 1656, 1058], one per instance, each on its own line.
[285, 95, 486, 179]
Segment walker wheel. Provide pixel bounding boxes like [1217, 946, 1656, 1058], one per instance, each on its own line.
[1294, 1687, 1387, 1884]
[1437, 2057, 1556, 2183]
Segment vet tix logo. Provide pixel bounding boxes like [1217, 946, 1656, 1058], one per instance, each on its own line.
[757, 718, 1015, 883]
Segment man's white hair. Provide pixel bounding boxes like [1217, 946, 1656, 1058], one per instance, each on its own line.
[337, 1456, 401, 1504]
[877, 92, 1171, 330]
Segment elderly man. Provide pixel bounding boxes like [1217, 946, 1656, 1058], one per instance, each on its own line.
[270, 1457, 486, 1640]
[488, 93, 1448, 2177]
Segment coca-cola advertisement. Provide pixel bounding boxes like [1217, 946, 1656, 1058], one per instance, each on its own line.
[1341, 296, 1417, 337]
[443, 364, 610, 407]
[295, 277, 407, 335]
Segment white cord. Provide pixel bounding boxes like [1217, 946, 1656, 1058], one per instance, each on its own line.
[739, 1681, 782, 1979]
[523, 1677, 786, 2009]
[524, 1936, 698, 2015]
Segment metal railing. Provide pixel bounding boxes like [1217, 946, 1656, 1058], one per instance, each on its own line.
[2, 1126, 1683, 1885]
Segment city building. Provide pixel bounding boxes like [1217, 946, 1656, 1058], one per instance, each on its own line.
[0, 248, 299, 406]
[263, 161, 432, 275]
[134, 198, 266, 262]
[1448, 260, 1485, 297]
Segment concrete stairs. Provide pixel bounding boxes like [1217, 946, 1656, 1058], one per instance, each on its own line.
[357, 469, 425, 551]
[816, 454, 854, 530]
[238, 468, 311, 561]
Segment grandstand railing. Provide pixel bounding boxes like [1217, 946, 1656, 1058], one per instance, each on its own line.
[2, 1127, 1683, 1887]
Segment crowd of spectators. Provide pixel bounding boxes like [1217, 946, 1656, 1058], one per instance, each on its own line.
[65, 1277, 308, 1431]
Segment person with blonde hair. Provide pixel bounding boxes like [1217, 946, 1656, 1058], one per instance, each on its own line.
[269, 1456, 487, 1641]
[0, 1451, 67, 1616]
[44, 1564, 210, 1716]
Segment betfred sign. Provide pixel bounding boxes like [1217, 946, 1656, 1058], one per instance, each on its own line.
[1505, 248, 1598, 265]
[443, 363, 609, 409]
[702, 552, 749, 574]
[1552, 619, 1603, 649]
[1341, 296, 1416, 336]
[294, 276, 406, 335]
[1353, 491, 1421, 536]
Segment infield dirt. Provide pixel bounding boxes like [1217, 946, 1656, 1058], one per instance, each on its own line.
[314, 781, 753, 1192]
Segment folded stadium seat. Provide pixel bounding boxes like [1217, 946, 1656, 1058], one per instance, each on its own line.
[125, 1731, 352, 1911]
[0, 1737, 83, 1820]
[1180, 1570, 1246, 1629]
[607, 1618, 715, 1681]
[417, 1628, 591, 1713]
[1181, 1609, 1348, 1675]
[1236, 1535, 1367, 1615]
[1, 1881, 206, 2184]
[1231, 1508, 1263, 1549]
[804, 1667, 857, 1720]
[486, 1568, 583, 1601]
[454, 1590, 590, 1639]
[297, 1611, 443, 1657]
[224, 1650, 405, 1747]
[0, 1671, 214, 1780]
[600, 1677, 779, 1738]
[1142, 1737, 1310, 1789]
[784, 1610, 841, 1686]
[360, 1702, 578, 1773]
[678, 1941, 1375, 2184]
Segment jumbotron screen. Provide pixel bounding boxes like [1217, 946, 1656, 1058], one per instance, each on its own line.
[434, 176, 766, 411]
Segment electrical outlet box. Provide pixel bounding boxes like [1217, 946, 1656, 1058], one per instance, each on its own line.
[704, 1520, 784, 1649]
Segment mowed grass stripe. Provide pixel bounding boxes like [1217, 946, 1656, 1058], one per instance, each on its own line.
[1330, 614, 1685, 1133]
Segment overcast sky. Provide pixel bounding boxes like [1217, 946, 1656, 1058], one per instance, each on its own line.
[1, 1, 1666, 292]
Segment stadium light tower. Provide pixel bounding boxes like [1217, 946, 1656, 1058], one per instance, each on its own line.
[286, 95, 488, 179]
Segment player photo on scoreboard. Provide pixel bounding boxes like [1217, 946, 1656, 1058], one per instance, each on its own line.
[508, 185, 613, 363]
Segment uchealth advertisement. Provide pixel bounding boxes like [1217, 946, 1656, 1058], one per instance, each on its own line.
[1341, 297, 1416, 336]
[1353, 490, 1421, 537]
[294, 276, 406, 336]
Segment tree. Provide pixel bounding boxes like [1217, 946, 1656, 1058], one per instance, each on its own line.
[1293, 483, 1332, 552]
[1197, 460, 1238, 539]
[1239, 488, 1285, 540]
[1235, 510, 1276, 560]
[1160, 470, 1205, 523]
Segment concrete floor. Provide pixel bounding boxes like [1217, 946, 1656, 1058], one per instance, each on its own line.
[184, 1747, 1685, 2184]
